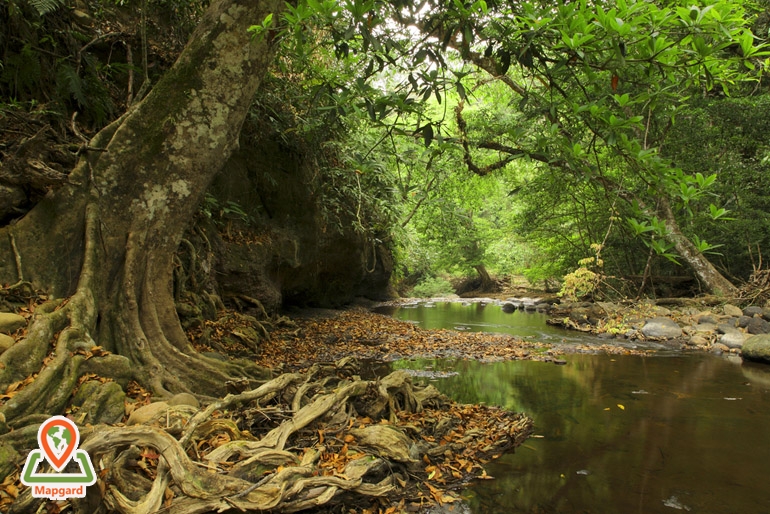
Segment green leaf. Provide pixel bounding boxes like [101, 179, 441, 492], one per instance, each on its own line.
[456, 81, 466, 100]
[627, 218, 653, 235]
[740, 30, 755, 57]
[613, 93, 630, 106]
[422, 124, 434, 147]
[28, 0, 63, 15]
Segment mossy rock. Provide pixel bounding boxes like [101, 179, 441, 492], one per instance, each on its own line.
[0, 333, 15, 354]
[0, 442, 20, 479]
[741, 334, 770, 364]
[0, 313, 25, 334]
[72, 380, 127, 424]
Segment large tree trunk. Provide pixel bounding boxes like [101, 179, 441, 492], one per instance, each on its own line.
[0, 0, 284, 421]
[659, 197, 738, 297]
[473, 263, 496, 292]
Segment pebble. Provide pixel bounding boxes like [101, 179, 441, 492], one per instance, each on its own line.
[694, 323, 717, 333]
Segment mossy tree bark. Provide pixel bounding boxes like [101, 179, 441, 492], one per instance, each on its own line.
[473, 264, 496, 292]
[658, 197, 739, 298]
[0, 0, 285, 422]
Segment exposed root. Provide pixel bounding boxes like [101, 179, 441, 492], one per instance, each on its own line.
[7, 359, 533, 513]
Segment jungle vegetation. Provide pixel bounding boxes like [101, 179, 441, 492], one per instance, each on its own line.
[0, 0, 769, 510]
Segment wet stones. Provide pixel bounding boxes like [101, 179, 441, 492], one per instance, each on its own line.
[742, 334, 770, 364]
[641, 317, 683, 339]
[746, 317, 770, 335]
[501, 302, 516, 313]
[743, 306, 763, 317]
[723, 304, 744, 317]
[719, 332, 747, 349]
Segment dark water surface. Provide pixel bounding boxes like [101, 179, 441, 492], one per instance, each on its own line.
[377, 302, 770, 514]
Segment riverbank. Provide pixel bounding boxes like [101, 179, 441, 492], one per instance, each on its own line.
[545, 298, 770, 361]
[189, 306, 655, 371]
[370, 294, 770, 364]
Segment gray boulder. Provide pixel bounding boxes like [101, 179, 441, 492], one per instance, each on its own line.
[742, 334, 770, 364]
[641, 317, 682, 339]
[697, 313, 718, 324]
[747, 317, 770, 335]
[0, 313, 25, 334]
[720, 332, 746, 349]
[737, 316, 753, 329]
[717, 323, 740, 335]
[743, 306, 763, 317]
[688, 335, 709, 347]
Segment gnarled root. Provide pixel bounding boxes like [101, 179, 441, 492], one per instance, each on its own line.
[51, 359, 533, 513]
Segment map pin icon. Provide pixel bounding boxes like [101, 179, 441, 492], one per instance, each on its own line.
[38, 416, 80, 472]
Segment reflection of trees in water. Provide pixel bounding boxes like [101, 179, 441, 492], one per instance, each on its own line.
[392, 355, 770, 514]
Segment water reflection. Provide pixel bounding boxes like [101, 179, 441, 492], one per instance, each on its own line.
[375, 301, 659, 349]
[386, 354, 770, 513]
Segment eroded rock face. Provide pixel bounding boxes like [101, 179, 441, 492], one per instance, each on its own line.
[206, 125, 394, 311]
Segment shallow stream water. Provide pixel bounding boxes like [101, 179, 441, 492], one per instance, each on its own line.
[375, 301, 770, 514]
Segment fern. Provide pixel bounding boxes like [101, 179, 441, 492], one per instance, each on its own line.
[26, 0, 63, 15]
[56, 64, 88, 108]
[1, 45, 42, 96]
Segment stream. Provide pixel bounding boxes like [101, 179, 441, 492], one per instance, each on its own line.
[373, 300, 770, 514]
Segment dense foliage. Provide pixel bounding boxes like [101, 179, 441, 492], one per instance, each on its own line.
[2, 0, 769, 297]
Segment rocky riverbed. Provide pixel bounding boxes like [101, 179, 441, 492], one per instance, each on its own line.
[375, 295, 770, 366]
[539, 298, 770, 365]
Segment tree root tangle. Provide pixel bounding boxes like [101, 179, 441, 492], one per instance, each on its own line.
[8, 358, 533, 513]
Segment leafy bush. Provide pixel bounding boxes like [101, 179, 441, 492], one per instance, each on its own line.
[560, 247, 604, 301]
[410, 276, 455, 298]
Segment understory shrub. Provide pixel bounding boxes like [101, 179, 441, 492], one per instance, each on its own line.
[411, 276, 455, 298]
